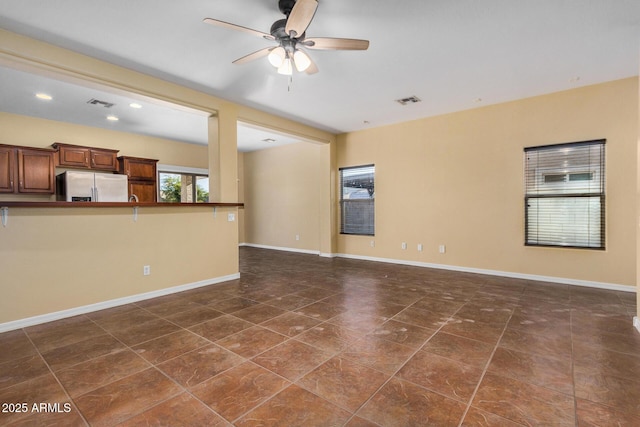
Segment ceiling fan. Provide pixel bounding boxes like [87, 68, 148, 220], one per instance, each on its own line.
[203, 0, 369, 75]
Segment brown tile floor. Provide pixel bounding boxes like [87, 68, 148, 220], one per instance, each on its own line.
[1, 247, 639, 426]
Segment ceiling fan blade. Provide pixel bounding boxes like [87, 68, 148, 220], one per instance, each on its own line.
[304, 37, 370, 51]
[285, 0, 318, 38]
[232, 47, 275, 65]
[203, 18, 275, 41]
[304, 56, 319, 75]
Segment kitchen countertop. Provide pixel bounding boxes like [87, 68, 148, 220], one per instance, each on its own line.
[0, 201, 244, 208]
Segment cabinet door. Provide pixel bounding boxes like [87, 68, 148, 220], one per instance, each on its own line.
[125, 159, 157, 181]
[129, 180, 156, 202]
[90, 149, 118, 171]
[17, 148, 55, 193]
[0, 146, 16, 193]
[58, 145, 89, 168]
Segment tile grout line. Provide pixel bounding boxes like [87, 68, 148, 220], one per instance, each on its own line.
[455, 297, 519, 427]
[338, 297, 472, 426]
[88, 309, 249, 426]
[20, 325, 92, 427]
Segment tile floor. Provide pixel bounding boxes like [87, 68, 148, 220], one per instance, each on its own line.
[1, 247, 639, 426]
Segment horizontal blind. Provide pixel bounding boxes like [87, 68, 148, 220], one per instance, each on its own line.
[340, 165, 375, 235]
[524, 140, 605, 248]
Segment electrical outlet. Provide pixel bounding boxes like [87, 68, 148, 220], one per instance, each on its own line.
[439, 244, 446, 254]
[370, 240, 375, 247]
[143, 265, 151, 276]
[295, 234, 300, 241]
[401, 242, 407, 250]
[227, 213, 235, 222]
[417, 243, 423, 252]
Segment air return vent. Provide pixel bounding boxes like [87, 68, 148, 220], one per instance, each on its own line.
[87, 98, 115, 108]
[395, 96, 421, 106]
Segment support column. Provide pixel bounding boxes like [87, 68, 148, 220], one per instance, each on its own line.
[208, 106, 238, 203]
[319, 139, 337, 257]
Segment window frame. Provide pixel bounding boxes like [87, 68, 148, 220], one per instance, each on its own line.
[339, 164, 375, 236]
[157, 164, 209, 203]
[524, 139, 606, 250]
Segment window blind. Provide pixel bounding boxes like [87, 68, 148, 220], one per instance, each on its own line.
[524, 140, 605, 249]
[340, 164, 375, 235]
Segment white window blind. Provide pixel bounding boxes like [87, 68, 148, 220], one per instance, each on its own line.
[340, 164, 375, 235]
[524, 140, 605, 249]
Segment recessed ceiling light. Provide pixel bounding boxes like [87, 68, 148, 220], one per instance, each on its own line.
[569, 76, 581, 83]
[474, 98, 483, 103]
[35, 93, 52, 100]
[262, 138, 276, 143]
[129, 103, 142, 109]
[106, 115, 119, 121]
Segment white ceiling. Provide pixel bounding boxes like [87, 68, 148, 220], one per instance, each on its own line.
[0, 0, 639, 148]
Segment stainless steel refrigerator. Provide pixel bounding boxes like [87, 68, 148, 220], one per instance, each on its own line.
[56, 171, 128, 202]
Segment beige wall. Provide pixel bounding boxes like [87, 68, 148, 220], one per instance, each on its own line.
[637, 52, 640, 320]
[243, 142, 324, 252]
[0, 111, 209, 164]
[337, 78, 638, 288]
[0, 206, 239, 324]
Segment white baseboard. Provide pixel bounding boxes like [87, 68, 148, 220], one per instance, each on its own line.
[241, 243, 321, 256]
[334, 253, 636, 293]
[319, 252, 338, 258]
[0, 273, 240, 333]
[241, 243, 337, 258]
[634, 317, 640, 334]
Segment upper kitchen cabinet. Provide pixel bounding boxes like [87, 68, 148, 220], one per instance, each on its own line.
[0, 144, 55, 194]
[0, 145, 15, 193]
[118, 156, 158, 202]
[53, 142, 119, 171]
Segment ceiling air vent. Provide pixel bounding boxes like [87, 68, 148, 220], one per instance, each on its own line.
[395, 96, 421, 106]
[87, 98, 115, 108]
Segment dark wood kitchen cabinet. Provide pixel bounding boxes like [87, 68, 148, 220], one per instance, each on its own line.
[118, 156, 158, 202]
[0, 144, 55, 194]
[53, 142, 119, 171]
[0, 145, 14, 193]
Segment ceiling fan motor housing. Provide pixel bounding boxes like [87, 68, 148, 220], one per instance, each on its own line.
[278, 0, 297, 16]
[271, 19, 305, 42]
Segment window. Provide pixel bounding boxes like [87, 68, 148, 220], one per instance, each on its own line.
[340, 164, 375, 235]
[158, 166, 209, 203]
[524, 140, 605, 249]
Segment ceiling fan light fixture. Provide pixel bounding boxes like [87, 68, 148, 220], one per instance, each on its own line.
[277, 56, 293, 75]
[268, 46, 286, 67]
[293, 49, 311, 72]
